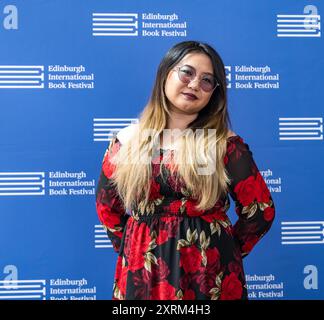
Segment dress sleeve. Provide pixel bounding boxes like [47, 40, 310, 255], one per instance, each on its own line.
[224, 136, 275, 259]
[95, 135, 129, 253]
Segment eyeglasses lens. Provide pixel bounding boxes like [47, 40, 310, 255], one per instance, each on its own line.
[178, 66, 216, 92]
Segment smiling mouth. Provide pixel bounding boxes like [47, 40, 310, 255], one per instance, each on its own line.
[182, 93, 198, 100]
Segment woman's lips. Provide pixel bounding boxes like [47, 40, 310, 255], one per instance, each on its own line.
[181, 93, 198, 100]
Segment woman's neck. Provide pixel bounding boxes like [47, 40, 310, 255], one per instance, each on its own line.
[166, 111, 198, 130]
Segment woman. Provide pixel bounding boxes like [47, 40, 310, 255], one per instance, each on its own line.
[95, 41, 275, 300]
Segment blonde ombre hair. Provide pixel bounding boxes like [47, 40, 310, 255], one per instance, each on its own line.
[111, 41, 232, 212]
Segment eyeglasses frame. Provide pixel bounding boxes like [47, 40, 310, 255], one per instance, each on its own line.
[172, 65, 220, 92]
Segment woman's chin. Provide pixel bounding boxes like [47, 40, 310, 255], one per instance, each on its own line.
[172, 101, 198, 111]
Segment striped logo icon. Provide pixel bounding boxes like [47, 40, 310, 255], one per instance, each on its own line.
[225, 66, 231, 89]
[281, 221, 324, 245]
[0, 65, 44, 88]
[94, 225, 113, 249]
[93, 118, 138, 142]
[0, 172, 45, 196]
[0, 280, 46, 300]
[276, 14, 321, 37]
[92, 13, 138, 36]
[279, 117, 323, 140]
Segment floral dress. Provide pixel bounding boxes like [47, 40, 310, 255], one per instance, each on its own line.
[95, 135, 275, 300]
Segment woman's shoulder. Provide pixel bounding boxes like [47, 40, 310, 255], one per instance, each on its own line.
[226, 130, 243, 144]
[227, 130, 236, 138]
[226, 130, 250, 150]
[225, 131, 252, 159]
[227, 130, 248, 141]
[223, 131, 253, 167]
[226, 130, 238, 140]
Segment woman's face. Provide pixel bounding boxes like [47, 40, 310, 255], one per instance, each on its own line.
[164, 52, 215, 115]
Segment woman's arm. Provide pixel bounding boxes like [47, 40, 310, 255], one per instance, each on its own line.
[225, 136, 275, 258]
[95, 136, 129, 253]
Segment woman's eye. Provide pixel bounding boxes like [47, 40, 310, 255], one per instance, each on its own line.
[202, 77, 212, 84]
[181, 69, 193, 75]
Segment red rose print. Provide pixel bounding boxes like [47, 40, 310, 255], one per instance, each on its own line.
[160, 216, 178, 224]
[159, 216, 182, 240]
[133, 267, 151, 291]
[114, 256, 123, 280]
[264, 206, 275, 222]
[220, 272, 243, 300]
[97, 202, 119, 229]
[183, 289, 196, 300]
[140, 267, 152, 284]
[228, 261, 243, 278]
[123, 218, 136, 254]
[169, 200, 182, 214]
[102, 141, 120, 178]
[179, 245, 202, 273]
[127, 246, 147, 273]
[185, 201, 204, 217]
[128, 223, 152, 272]
[96, 197, 110, 225]
[149, 179, 161, 200]
[200, 277, 216, 296]
[226, 137, 244, 161]
[194, 248, 221, 295]
[226, 139, 236, 156]
[194, 267, 217, 296]
[118, 267, 128, 296]
[234, 175, 256, 206]
[96, 193, 124, 238]
[151, 281, 177, 300]
[95, 132, 275, 300]
[200, 214, 214, 223]
[223, 154, 228, 165]
[201, 210, 227, 223]
[206, 247, 220, 268]
[151, 257, 170, 283]
[255, 172, 271, 203]
[242, 235, 259, 253]
[156, 229, 169, 245]
[102, 154, 115, 179]
[180, 273, 194, 290]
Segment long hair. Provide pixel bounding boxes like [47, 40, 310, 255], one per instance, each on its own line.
[112, 40, 231, 212]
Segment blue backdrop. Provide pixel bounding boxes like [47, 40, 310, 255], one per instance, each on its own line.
[0, 0, 323, 300]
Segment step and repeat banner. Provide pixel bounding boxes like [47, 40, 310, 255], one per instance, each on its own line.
[0, 1, 323, 300]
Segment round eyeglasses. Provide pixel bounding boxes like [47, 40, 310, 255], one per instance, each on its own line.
[173, 65, 219, 92]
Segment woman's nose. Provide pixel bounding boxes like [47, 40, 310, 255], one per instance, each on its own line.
[187, 78, 200, 90]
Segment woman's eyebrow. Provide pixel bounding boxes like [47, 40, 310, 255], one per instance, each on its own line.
[183, 64, 214, 76]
